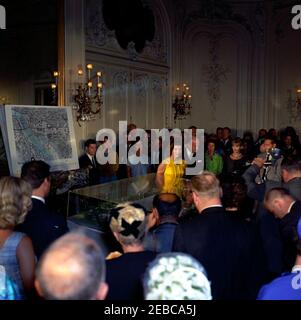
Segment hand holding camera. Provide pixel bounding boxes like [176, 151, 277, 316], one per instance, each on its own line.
[252, 157, 265, 168]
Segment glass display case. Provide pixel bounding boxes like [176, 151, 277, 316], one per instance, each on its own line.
[67, 173, 158, 233]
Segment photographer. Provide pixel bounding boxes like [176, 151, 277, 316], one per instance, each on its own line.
[255, 137, 283, 187]
[242, 137, 284, 219]
[242, 138, 284, 279]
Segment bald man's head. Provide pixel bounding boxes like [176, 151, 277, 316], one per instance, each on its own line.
[190, 172, 222, 213]
[35, 232, 107, 300]
[191, 172, 221, 199]
[264, 188, 295, 219]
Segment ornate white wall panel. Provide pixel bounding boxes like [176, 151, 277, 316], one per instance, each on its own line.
[180, 20, 252, 135]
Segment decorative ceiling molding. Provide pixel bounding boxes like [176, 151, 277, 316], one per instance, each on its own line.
[85, 0, 168, 64]
[184, 0, 253, 33]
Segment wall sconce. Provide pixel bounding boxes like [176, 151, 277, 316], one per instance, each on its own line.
[73, 64, 103, 126]
[172, 83, 192, 121]
[0, 95, 9, 105]
[287, 88, 301, 122]
[50, 71, 59, 106]
[296, 88, 301, 112]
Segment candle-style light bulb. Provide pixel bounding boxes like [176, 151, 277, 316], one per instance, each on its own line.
[97, 82, 102, 96]
[53, 71, 59, 86]
[51, 84, 57, 89]
[97, 71, 102, 87]
[87, 81, 92, 96]
[77, 69, 84, 87]
[87, 64, 93, 82]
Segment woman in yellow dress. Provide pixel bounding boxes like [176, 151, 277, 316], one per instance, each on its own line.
[156, 144, 186, 197]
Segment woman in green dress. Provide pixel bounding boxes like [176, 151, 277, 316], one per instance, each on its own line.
[205, 139, 223, 176]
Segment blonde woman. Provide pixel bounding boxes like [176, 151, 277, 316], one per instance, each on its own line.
[106, 203, 156, 300]
[0, 177, 36, 299]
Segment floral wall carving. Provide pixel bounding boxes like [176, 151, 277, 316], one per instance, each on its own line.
[286, 90, 301, 124]
[134, 74, 149, 98]
[202, 34, 230, 121]
[113, 71, 129, 96]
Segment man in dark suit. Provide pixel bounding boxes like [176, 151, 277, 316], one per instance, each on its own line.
[16, 160, 69, 260]
[281, 159, 301, 201]
[173, 171, 265, 300]
[264, 188, 301, 272]
[221, 127, 232, 156]
[145, 193, 181, 253]
[257, 218, 301, 300]
[79, 139, 100, 185]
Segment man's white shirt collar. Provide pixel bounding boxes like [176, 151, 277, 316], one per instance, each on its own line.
[288, 201, 296, 214]
[202, 205, 223, 211]
[292, 265, 301, 272]
[31, 195, 45, 204]
[86, 153, 93, 162]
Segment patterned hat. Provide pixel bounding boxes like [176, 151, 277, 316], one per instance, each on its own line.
[109, 203, 147, 242]
[143, 253, 212, 300]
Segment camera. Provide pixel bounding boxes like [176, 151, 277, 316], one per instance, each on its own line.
[264, 148, 282, 166]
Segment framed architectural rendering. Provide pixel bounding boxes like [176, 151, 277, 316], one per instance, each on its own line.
[0, 104, 79, 176]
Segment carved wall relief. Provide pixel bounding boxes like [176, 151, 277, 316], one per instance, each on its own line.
[202, 34, 230, 121]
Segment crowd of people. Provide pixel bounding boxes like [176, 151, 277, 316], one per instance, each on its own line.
[1, 124, 301, 300]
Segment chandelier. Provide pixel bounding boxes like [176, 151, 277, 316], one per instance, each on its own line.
[172, 83, 192, 121]
[73, 64, 103, 126]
